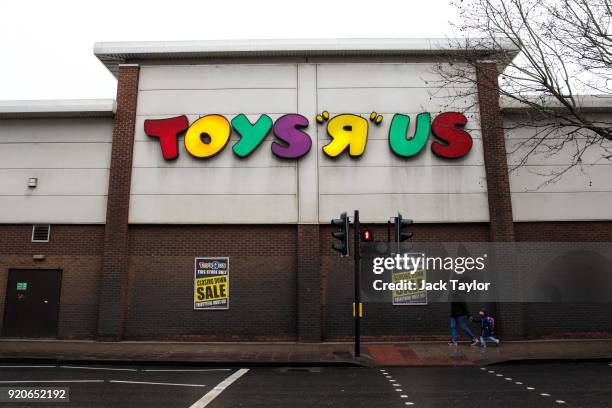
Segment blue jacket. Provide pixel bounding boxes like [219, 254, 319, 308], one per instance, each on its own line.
[472, 307, 494, 336]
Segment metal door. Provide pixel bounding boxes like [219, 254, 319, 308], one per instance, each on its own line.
[3, 269, 62, 338]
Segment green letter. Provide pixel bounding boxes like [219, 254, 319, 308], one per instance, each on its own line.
[231, 114, 273, 158]
[388, 113, 431, 157]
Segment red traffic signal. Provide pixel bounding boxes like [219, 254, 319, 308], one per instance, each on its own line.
[361, 229, 373, 242]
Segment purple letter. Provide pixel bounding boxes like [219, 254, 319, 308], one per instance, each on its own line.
[271, 114, 312, 159]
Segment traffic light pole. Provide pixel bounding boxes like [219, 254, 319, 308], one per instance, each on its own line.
[353, 210, 361, 357]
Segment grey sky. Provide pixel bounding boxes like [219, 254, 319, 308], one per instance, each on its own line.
[0, 0, 458, 100]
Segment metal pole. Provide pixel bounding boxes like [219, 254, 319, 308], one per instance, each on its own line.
[354, 210, 361, 357]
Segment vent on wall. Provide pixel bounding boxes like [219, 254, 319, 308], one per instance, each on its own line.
[31, 224, 50, 242]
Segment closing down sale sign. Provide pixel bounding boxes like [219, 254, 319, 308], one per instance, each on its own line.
[194, 257, 229, 310]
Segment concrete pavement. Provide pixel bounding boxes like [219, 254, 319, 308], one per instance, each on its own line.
[1, 339, 612, 367]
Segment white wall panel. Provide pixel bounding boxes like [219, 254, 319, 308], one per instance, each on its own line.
[136, 89, 297, 116]
[139, 64, 297, 90]
[0, 118, 112, 143]
[317, 88, 478, 115]
[319, 193, 489, 223]
[131, 167, 296, 195]
[319, 166, 486, 195]
[506, 114, 612, 221]
[0, 143, 111, 169]
[317, 63, 475, 88]
[0, 169, 108, 196]
[512, 192, 612, 221]
[131, 64, 300, 224]
[0, 196, 107, 223]
[129, 194, 297, 224]
[0, 118, 112, 224]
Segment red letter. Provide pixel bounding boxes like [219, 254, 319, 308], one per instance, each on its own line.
[144, 115, 189, 160]
[431, 112, 473, 159]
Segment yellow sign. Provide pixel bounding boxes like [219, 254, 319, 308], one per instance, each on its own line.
[392, 268, 427, 305]
[194, 257, 229, 310]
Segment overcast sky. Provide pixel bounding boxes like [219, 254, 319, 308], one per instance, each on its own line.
[0, 0, 458, 100]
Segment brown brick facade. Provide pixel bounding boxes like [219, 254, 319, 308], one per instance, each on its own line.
[124, 225, 297, 341]
[0, 225, 104, 338]
[476, 61, 524, 337]
[97, 64, 140, 339]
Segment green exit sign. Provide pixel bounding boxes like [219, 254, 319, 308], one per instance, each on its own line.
[16, 282, 27, 291]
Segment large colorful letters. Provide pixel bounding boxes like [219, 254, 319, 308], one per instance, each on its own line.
[144, 111, 473, 160]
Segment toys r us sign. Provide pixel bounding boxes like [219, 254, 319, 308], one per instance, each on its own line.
[144, 111, 473, 160]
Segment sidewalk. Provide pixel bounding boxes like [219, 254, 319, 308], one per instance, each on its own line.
[0, 339, 611, 367]
[367, 339, 612, 366]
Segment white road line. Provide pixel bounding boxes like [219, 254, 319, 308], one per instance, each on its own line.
[405, 403, 415, 406]
[556, 400, 566, 404]
[389, 379, 396, 382]
[527, 387, 535, 390]
[540, 393, 551, 397]
[396, 389, 403, 392]
[0, 365, 56, 368]
[393, 383, 401, 387]
[109, 380, 206, 387]
[61, 365, 137, 372]
[505, 378, 512, 381]
[0, 380, 103, 383]
[400, 395, 408, 398]
[385, 375, 392, 379]
[515, 382, 523, 385]
[143, 369, 232, 372]
[496, 374, 503, 377]
[188, 368, 249, 408]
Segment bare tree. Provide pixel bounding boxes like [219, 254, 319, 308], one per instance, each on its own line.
[433, 0, 612, 186]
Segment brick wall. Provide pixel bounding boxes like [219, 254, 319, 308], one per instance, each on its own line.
[97, 65, 140, 339]
[516, 221, 612, 338]
[321, 223, 490, 340]
[0, 224, 104, 338]
[123, 225, 297, 341]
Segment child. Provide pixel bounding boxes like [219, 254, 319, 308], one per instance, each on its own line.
[471, 307, 500, 347]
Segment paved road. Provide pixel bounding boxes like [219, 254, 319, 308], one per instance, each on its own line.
[0, 362, 610, 407]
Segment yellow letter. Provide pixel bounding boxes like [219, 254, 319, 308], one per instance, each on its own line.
[185, 115, 231, 158]
[322, 114, 368, 157]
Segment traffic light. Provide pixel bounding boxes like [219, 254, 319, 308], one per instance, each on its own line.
[331, 212, 350, 256]
[361, 229, 373, 242]
[394, 213, 413, 242]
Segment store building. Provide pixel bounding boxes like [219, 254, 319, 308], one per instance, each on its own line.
[1, 39, 611, 341]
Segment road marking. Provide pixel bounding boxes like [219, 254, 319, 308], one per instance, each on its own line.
[385, 376, 392, 378]
[400, 395, 408, 398]
[188, 368, 249, 408]
[556, 400, 566, 404]
[505, 378, 512, 381]
[389, 379, 396, 382]
[527, 387, 535, 390]
[143, 369, 232, 372]
[61, 365, 137, 372]
[480, 367, 486, 370]
[515, 382, 523, 385]
[496, 374, 503, 377]
[540, 393, 551, 397]
[405, 403, 415, 406]
[0, 380, 103, 383]
[0, 365, 56, 368]
[488, 370, 495, 373]
[393, 383, 401, 387]
[396, 389, 403, 392]
[109, 380, 206, 387]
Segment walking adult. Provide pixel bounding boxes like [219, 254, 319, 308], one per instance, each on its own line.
[449, 302, 479, 346]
